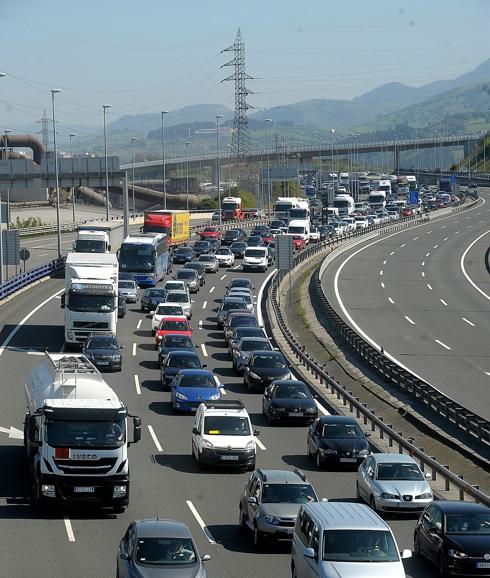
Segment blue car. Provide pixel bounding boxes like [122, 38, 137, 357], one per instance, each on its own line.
[170, 369, 222, 412]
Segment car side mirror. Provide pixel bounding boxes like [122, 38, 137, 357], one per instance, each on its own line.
[401, 549, 412, 559]
[425, 472, 432, 479]
[132, 416, 142, 445]
[303, 547, 316, 559]
[247, 496, 257, 504]
[201, 554, 211, 562]
[364, 431, 371, 437]
[202, 363, 207, 368]
[192, 427, 199, 435]
[119, 545, 129, 560]
[150, 310, 155, 315]
[254, 429, 260, 436]
[120, 345, 125, 350]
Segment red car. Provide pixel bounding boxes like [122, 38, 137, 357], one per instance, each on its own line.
[402, 207, 414, 217]
[200, 226, 221, 240]
[260, 232, 274, 245]
[292, 236, 306, 251]
[155, 316, 192, 348]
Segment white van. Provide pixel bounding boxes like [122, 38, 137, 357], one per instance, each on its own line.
[291, 501, 411, 578]
[191, 400, 258, 471]
[243, 247, 268, 273]
[287, 219, 310, 244]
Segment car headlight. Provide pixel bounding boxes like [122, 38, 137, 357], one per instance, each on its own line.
[112, 355, 121, 360]
[379, 492, 399, 500]
[245, 440, 256, 452]
[264, 516, 280, 526]
[175, 392, 188, 400]
[249, 371, 262, 380]
[448, 549, 468, 559]
[306, 407, 317, 413]
[359, 449, 370, 456]
[202, 439, 214, 449]
[209, 393, 221, 400]
[415, 492, 432, 500]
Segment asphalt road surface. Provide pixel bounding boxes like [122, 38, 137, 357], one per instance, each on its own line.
[0, 243, 440, 577]
[322, 191, 490, 419]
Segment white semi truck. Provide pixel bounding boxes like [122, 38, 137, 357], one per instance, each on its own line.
[73, 222, 124, 254]
[24, 353, 141, 512]
[62, 252, 119, 346]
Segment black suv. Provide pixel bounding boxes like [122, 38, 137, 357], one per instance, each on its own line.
[83, 333, 123, 371]
[222, 229, 245, 245]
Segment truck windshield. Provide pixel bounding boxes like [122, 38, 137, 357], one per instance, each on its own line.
[68, 293, 115, 312]
[288, 226, 305, 234]
[289, 209, 308, 219]
[119, 244, 154, 273]
[47, 419, 126, 448]
[222, 201, 238, 211]
[275, 202, 292, 213]
[75, 240, 105, 253]
[369, 195, 385, 204]
[333, 200, 349, 209]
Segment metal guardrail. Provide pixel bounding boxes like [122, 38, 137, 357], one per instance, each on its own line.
[267, 211, 490, 506]
[0, 257, 66, 302]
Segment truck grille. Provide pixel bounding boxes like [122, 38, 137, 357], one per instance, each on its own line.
[73, 321, 109, 329]
[54, 457, 118, 475]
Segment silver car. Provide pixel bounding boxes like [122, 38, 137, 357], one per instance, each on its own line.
[232, 337, 272, 373]
[116, 518, 210, 577]
[118, 280, 140, 303]
[198, 254, 219, 273]
[226, 290, 254, 312]
[174, 268, 200, 293]
[356, 453, 433, 513]
[164, 290, 193, 319]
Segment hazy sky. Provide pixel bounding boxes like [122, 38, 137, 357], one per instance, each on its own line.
[1, 0, 489, 139]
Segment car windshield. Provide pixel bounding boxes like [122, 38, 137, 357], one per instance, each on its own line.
[231, 242, 247, 249]
[159, 321, 189, 332]
[235, 328, 265, 340]
[148, 289, 166, 299]
[216, 248, 231, 255]
[167, 292, 189, 303]
[322, 530, 399, 563]
[156, 305, 183, 316]
[261, 483, 316, 504]
[274, 385, 310, 399]
[119, 281, 135, 289]
[321, 423, 363, 438]
[222, 301, 245, 311]
[445, 513, 490, 534]
[376, 462, 423, 481]
[164, 282, 184, 291]
[162, 335, 193, 348]
[240, 340, 270, 352]
[194, 242, 208, 249]
[86, 337, 118, 350]
[245, 249, 266, 257]
[168, 355, 200, 368]
[176, 248, 192, 255]
[179, 374, 216, 388]
[136, 537, 196, 565]
[204, 416, 251, 436]
[230, 315, 257, 327]
[176, 270, 196, 279]
[199, 256, 214, 262]
[46, 419, 125, 448]
[252, 354, 286, 368]
[230, 280, 251, 289]
[204, 228, 217, 233]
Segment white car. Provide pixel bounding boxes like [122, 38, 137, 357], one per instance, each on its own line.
[151, 302, 185, 334]
[341, 218, 356, 232]
[214, 247, 235, 267]
[162, 280, 189, 294]
[367, 213, 381, 225]
[243, 247, 268, 273]
[163, 290, 193, 319]
[269, 228, 283, 236]
[309, 228, 321, 242]
[354, 216, 369, 229]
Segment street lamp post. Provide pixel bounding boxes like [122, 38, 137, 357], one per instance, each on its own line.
[0, 128, 12, 283]
[51, 89, 62, 258]
[185, 141, 191, 211]
[102, 104, 111, 220]
[161, 111, 168, 209]
[265, 119, 272, 219]
[216, 115, 222, 226]
[330, 128, 335, 177]
[69, 133, 76, 223]
[131, 137, 137, 213]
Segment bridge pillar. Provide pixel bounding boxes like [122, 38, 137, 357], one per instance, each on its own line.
[394, 148, 400, 174]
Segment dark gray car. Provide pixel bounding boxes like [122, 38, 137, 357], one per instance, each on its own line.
[116, 519, 210, 577]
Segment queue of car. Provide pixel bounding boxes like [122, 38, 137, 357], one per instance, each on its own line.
[116, 210, 488, 578]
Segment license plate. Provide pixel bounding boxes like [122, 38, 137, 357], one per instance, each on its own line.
[73, 486, 95, 493]
[477, 563, 490, 569]
[221, 455, 239, 461]
[340, 458, 357, 463]
[288, 412, 303, 417]
[97, 361, 109, 366]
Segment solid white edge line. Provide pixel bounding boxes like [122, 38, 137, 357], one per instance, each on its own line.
[186, 500, 216, 544]
[137, 319, 142, 330]
[64, 516, 75, 542]
[461, 317, 476, 327]
[147, 425, 163, 452]
[203, 300, 207, 309]
[255, 436, 267, 450]
[404, 315, 415, 325]
[201, 344, 208, 357]
[460, 229, 490, 302]
[314, 399, 329, 415]
[134, 375, 141, 395]
[257, 269, 277, 327]
[0, 288, 64, 358]
[435, 339, 451, 351]
[132, 343, 136, 356]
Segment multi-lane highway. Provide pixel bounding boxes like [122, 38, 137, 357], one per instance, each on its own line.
[0, 237, 441, 577]
[322, 192, 490, 419]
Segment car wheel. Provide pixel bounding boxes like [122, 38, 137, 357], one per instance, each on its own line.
[291, 564, 298, 578]
[267, 410, 274, 424]
[253, 524, 263, 547]
[197, 451, 207, 471]
[239, 505, 247, 532]
[316, 451, 322, 469]
[356, 482, 362, 502]
[306, 441, 311, 458]
[369, 495, 376, 512]
[413, 533, 421, 558]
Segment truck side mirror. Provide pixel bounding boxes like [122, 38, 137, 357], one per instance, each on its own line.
[60, 294, 66, 309]
[72, 241, 76, 251]
[132, 416, 142, 445]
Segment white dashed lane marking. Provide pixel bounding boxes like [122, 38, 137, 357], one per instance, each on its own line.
[440, 299, 448, 306]
[64, 516, 75, 542]
[427, 284, 433, 291]
[147, 425, 163, 452]
[404, 315, 415, 325]
[435, 339, 451, 351]
[462, 317, 476, 327]
[186, 501, 217, 544]
[388, 297, 395, 304]
[134, 375, 141, 395]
